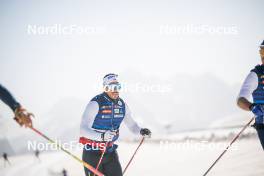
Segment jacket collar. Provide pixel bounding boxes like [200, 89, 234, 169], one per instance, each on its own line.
[102, 92, 119, 104]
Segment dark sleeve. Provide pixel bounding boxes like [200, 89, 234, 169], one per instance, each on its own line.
[0, 84, 20, 112]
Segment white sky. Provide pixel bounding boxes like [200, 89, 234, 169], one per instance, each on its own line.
[0, 0, 263, 114]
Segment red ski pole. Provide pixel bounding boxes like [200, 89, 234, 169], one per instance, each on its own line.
[29, 127, 104, 176]
[123, 137, 145, 175]
[202, 117, 254, 176]
[93, 142, 109, 176]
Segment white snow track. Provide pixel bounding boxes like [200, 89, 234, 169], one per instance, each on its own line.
[1, 139, 264, 176]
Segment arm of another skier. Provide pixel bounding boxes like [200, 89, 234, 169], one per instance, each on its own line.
[0, 84, 20, 111]
[237, 72, 264, 116]
[124, 103, 151, 137]
[237, 72, 258, 110]
[0, 84, 33, 127]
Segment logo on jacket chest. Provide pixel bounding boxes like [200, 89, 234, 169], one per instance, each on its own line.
[99, 102, 124, 119]
[102, 109, 112, 114]
[114, 109, 120, 113]
[259, 75, 264, 85]
[101, 105, 111, 109]
[114, 108, 124, 118]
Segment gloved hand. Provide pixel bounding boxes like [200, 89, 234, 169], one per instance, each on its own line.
[14, 106, 34, 128]
[101, 131, 117, 142]
[250, 104, 264, 117]
[140, 128, 151, 137]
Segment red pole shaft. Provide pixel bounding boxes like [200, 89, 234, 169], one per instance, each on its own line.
[203, 117, 254, 176]
[123, 137, 145, 175]
[29, 127, 104, 176]
[93, 142, 109, 176]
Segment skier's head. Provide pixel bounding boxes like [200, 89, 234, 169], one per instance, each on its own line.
[260, 40, 264, 63]
[103, 73, 121, 100]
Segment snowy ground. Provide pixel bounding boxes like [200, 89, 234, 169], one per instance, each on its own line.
[0, 137, 263, 176]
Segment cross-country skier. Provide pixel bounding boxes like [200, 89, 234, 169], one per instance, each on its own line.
[0, 84, 33, 127]
[80, 73, 151, 176]
[2, 152, 11, 167]
[62, 168, 68, 176]
[237, 40, 264, 149]
[34, 149, 41, 163]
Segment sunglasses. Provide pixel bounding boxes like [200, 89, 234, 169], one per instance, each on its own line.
[105, 82, 122, 92]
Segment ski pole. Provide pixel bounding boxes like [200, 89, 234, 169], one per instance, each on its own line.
[123, 137, 145, 175]
[29, 126, 104, 176]
[94, 142, 109, 176]
[202, 117, 254, 176]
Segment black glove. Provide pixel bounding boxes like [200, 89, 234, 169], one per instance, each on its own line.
[140, 128, 151, 137]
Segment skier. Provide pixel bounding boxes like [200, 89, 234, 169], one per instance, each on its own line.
[34, 149, 41, 162]
[2, 153, 11, 167]
[237, 40, 264, 149]
[80, 73, 151, 176]
[0, 84, 33, 127]
[62, 168, 68, 176]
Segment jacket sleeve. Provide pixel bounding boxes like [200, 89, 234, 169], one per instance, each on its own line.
[123, 103, 141, 135]
[0, 84, 20, 112]
[237, 72, 258, 100]
[80, 101, 103, 141]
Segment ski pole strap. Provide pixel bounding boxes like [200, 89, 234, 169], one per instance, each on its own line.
[123, 137, 145, 175]
[30, 127, 104, 176]
[203, 117, 254, 176]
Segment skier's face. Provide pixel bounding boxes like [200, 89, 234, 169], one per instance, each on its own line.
[104, 81, 121, 100]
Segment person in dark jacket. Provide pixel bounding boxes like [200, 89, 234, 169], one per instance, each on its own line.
[0, 84, 33, 127]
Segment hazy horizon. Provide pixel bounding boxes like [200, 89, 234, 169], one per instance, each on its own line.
[0, 0, 263, 130]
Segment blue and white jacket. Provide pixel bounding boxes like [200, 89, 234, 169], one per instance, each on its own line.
[80, 92, 141, 143]
[238, 65, 264, 124]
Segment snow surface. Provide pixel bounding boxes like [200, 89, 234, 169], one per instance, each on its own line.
[0, 137, 263, 176]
